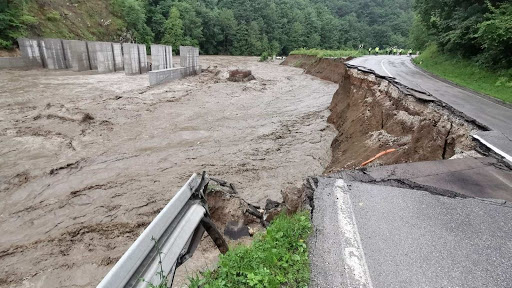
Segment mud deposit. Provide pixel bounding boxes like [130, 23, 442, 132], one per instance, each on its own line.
[283, 56, 480, 171]
[0, 56, 337, 287]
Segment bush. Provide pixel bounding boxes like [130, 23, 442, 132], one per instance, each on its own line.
[188, 212, 312, 288]
[46, 11, 61, 22]
[259, 51, 269, 62]
[0, 1, 37, 49]
[414, 44, 512, 103]
[289, 48, 364, 58]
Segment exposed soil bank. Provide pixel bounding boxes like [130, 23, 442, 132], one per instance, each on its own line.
[283, 56, 480, 172]
[282, 54, 349, 83]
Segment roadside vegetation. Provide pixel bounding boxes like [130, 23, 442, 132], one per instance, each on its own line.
[290, 48, 365, 58]
[410, 1, 512, 102]
[414, 45, 512, 103]
[188, 212, 312, 288]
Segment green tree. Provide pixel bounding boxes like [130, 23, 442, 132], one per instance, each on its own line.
[112, 0, 153, 44]
[162, 7, 185, 48]
[0, 0, 37, 49]
[477, 2, 512, 68]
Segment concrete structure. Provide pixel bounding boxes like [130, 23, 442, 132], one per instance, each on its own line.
[86, 41, 99, 70]
[95, 42, 115, 73]
[39, 38, 67, 69]
[18, 38, 43, 67]
[138, 44, 148, 73]
[150, 44, 172, 71]
[165, 46, 173, 69]
[150, 44, 166, 71]
[62, 40, 73, 69]
[123, 43, 140, 75]
[148, 46, 199, 86]
[148, 66, 200, 86]
[63, 40, 91, 72]
[112, 43, 123, 71]
[179, 46, 199, 68]
[0, 57, 39, 69]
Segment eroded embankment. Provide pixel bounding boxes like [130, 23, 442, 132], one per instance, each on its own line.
[283, 56, 481, 172]
[282, 55, 349, 83]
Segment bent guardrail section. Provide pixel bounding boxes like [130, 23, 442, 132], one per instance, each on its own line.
[97, 172, 227, 288]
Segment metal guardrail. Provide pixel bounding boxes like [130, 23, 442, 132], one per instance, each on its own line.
[97, 172, 228, 288]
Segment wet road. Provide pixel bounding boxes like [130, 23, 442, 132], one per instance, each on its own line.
[349, 56, 512, 160]
[310, 157, 512, 288]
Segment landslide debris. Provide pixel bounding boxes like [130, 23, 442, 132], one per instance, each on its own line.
[227, 69, 256, 82]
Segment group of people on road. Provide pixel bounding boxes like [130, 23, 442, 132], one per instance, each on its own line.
[360, 45, 415, 56]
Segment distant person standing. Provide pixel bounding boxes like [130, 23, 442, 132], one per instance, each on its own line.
[375, 47, 380, 55]
[408, 49, 413, 56]
[368, 47, 372, 55]
[393, 48, 397, 55]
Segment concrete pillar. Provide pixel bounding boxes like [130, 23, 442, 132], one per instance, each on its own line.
[165, 46, 173, 69]
[62, 40, 91, 71]
[62, 40, 73, 69]
[123, 43, 140, 75]
[86, 41, 99, 70]
[179, 46, 199, 69]
[112, 43, 123, 71]
[150, 44, 166, 71]
[95, 42, 115, 73]
[18, 38, 43, 67]
[138, 44, 148, 73]
[39, 38, 67, 70]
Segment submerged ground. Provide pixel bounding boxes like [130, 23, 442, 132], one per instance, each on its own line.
[0, 56, 338, 287]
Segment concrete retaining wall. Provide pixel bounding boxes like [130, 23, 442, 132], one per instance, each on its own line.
[87, 41, 99, 70]
[148, 66, 200, 86]
[166, 46, 173, 69]
[179, 46, 199, 68]
[62, 40, 73, 69]
[150, 44, 166, 71]
[0, 57, 38, 69]
[112, 43, 123, 71]
[39, 38, 67, 69]
[18, 38, 43, 67]
[96, 42, 115, 73]
[123, 43, 140, 75]
[138, 44, 148, 73]
[64, 40, 91, 72]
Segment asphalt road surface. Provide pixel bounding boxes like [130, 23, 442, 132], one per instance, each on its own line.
[310, 157, 512, 288]
[349, 56, 512, 161]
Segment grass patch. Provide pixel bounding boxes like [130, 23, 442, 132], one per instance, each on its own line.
[414, 45, 512, 103]
[290, 48, 365, 58]
[188, 211, 312, 288]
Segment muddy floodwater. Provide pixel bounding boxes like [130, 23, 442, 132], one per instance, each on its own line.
[0, 56, 338, 287]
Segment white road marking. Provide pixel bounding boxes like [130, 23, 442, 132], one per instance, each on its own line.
[334, 179, 374, 288]
[473, 134, 512, 162]
[380, 59, 393, 77]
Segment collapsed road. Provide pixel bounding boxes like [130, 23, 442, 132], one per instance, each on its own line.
[349, 55, 512, 161]
[281, 55, 512, 287]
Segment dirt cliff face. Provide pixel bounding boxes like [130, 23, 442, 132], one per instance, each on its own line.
[282, 55, 348, 83]
[326, 67, 479, 171]
[282, 55, 481, 172]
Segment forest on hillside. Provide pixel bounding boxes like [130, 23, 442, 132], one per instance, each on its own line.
[1, 0, 414, 55]
[1, 0, 510, 68]
[410, 0, 512, 69]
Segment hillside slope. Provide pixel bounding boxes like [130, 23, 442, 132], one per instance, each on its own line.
[27, 0, 124, 41]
